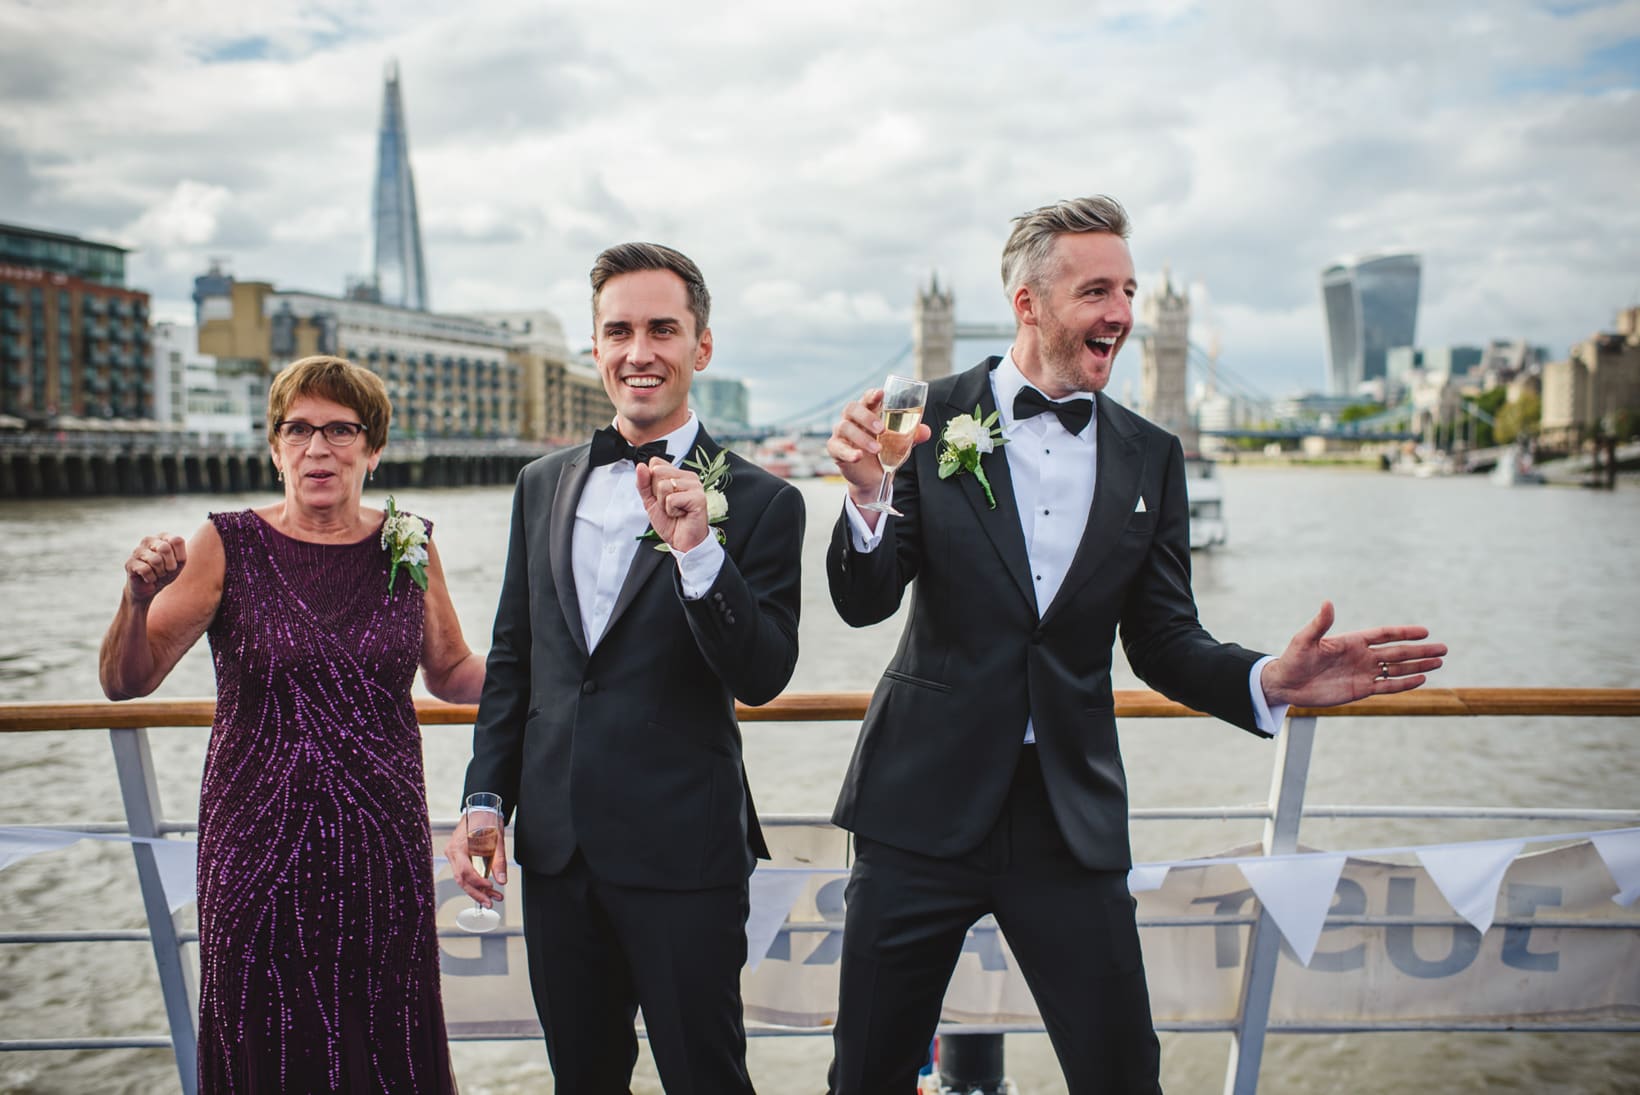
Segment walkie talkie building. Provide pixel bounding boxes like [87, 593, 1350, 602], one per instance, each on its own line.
[1320, 252, 1420, 394]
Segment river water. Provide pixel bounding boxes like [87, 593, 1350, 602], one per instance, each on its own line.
[1, 468, 1637, 1094]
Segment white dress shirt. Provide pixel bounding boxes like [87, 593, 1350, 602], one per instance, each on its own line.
[845, 352, 1287, 738]
[573, 412, 724, 650]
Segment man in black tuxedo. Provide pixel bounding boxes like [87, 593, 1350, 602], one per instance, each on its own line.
[448, 242, 803, 1094]
[823, 196, 1446, 1093]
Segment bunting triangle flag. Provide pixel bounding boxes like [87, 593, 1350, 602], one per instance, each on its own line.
[142, 839, 200, 914]
[0, 828, 82, 871]
[1591, 829, 1640, 906]
[1416, 841, 1522, 935]
[1239, 854, 1347, 966]
[745, 869, 814, 972]
[1128, 864, 1170, 894]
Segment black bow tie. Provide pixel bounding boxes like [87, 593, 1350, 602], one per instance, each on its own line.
[589, 426, 671, 468]
[1013, 387, 1093, 435]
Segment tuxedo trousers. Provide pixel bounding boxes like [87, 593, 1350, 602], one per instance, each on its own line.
[522, 854, 755, 1095]
[828, 746, 1163, 1095]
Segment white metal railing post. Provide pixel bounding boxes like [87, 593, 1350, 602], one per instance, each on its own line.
[1222, 714, 1319, 1095]
[109, 727, 199, 1095]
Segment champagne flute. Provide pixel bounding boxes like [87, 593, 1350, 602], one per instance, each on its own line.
[858, 374, 928, 517]
[455, 792, 503, 934]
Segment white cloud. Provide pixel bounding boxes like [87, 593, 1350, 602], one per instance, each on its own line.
[2, 0, 1637, 419]
[128, 180, 234, 250]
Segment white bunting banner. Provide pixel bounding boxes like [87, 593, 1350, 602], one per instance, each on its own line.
[1238, 853, 1347, 966]
[0, 828, 82, 871]
[1591, 828, 1640, 906]
[1416, 840, 1524, 935]
[1127, 864, 1171, 893]
[746, 869, 816, 972]
[144, 838, 200, 914]
[5, 824, 1639, 973]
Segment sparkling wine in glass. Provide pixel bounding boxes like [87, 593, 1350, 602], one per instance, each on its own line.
[859, 375, 928, 517]
[455, 792, 503, 934]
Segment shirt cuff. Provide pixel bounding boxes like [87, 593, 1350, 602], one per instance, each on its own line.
[674, 534, 726, 600]
[1249, 655, 1289, 736]
[843, 495, 887, 554]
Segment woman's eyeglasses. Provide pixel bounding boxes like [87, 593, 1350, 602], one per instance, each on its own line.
[275, 421, 367, 446]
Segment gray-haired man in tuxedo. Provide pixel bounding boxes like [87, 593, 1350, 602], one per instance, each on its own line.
[823, 196, 1446, 1092]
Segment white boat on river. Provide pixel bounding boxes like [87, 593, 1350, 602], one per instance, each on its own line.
[1185, 455, 1227, 550]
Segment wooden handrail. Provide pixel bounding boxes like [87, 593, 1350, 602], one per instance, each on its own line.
[1, 688, 1637, 733]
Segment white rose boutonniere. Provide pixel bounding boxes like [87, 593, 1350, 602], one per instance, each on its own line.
[381, 495, 429, 593]
[639, 446, 731, 552]
[938, 405, 1007, 508]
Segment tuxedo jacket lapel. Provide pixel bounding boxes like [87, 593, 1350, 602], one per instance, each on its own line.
[943, 361, 1035, 613]
[550, 447, 593, 659]
[1041, 393, 1144, 627]
[601, 427, 721, 640]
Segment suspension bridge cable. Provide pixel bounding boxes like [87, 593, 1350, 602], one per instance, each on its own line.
[763, 341, 914, 429]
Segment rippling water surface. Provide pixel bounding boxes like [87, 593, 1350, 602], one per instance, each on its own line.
[2, 467, 1637, 1093]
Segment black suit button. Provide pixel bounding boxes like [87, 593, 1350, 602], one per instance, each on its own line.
[1030, 631, 1044, 645]
[724, 611, 737, 625]
[713, 592, 726, 603]
[581, 680, 597, 695]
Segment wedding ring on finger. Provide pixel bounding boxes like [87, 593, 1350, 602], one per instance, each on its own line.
[1378, 661, 1391, 680]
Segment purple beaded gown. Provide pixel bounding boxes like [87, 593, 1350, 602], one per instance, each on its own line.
[197, 510, 456, 1094]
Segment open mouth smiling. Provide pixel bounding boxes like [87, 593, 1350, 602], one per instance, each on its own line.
[1086, 335, 1119, 358]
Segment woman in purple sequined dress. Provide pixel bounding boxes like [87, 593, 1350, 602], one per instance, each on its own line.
[99, 356, 485, 1093]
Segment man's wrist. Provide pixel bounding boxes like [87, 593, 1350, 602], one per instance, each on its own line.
[1259, 658, 1287, 706]
[842, 494, 884, 537]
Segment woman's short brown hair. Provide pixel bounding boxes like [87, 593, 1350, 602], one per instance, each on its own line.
[266, 355, 392, 451]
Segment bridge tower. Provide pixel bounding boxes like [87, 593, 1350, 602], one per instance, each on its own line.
[1140, 267, 1197, 451]
[913, 273, 955, 381]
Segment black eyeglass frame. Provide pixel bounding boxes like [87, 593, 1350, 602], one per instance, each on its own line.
[273, 420, 369, 446]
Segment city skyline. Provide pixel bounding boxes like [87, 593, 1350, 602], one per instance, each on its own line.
[2, 1, 1637, 420]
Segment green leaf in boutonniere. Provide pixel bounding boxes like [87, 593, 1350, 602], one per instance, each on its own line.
[937, 405, 1007, 508]
[638, 446, 732, 553]
[381, 495, 429, 593]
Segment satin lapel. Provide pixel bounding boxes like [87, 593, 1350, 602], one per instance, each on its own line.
[549, 447, 593, 659]
[942, 360, 1035, 612]
[602, 428, 721, 637]
[1040, 394, 1144, 627]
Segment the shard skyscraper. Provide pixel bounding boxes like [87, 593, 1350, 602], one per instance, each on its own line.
[371, 61, 429, 311]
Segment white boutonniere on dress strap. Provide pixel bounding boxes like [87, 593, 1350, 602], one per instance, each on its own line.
[937, 406, 1008, 508]
[381, 496, 429, 593]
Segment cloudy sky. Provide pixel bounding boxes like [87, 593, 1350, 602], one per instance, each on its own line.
[3, 0, 1637, 422]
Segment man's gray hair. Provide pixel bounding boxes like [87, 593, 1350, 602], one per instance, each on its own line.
[590, 242, 711, 335]
[1000, 196, 1132, 298]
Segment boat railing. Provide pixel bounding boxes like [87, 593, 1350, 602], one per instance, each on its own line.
[2, 688, 1637, 1095]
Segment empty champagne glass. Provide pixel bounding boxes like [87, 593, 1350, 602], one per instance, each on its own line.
[455, 792, 503, 933]
[858, 374, 928, 517]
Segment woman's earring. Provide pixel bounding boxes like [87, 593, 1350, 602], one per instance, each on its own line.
[368, 468, 375, 483]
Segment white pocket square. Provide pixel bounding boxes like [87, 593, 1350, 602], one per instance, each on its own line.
[1134, 496, 1148, 513]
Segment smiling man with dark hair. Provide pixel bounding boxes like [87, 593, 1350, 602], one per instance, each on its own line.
[449, 242, 804, 1094]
